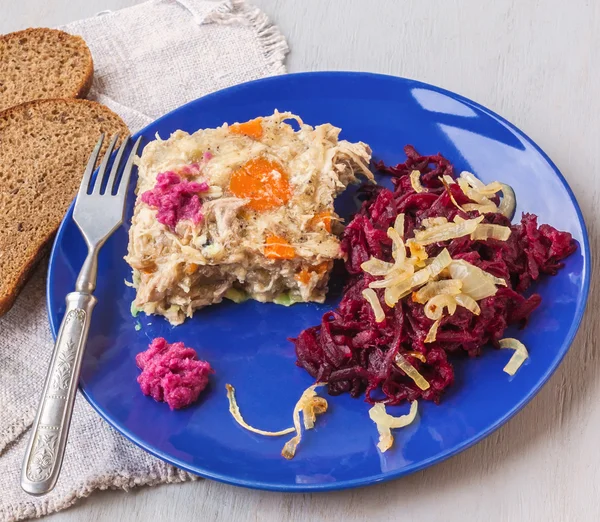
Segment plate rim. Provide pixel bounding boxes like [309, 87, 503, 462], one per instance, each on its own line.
[46, 71, 591, 492]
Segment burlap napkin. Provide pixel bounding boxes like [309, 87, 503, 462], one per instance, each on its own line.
[0, 1, 288, 519]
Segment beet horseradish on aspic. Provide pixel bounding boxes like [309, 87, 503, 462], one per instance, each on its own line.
[291, 146, 576, 417]
[140, 154, 214, 230]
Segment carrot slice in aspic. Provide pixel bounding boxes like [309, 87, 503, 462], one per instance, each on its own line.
[309, 211, 332, 233]
[230, 117, 263, 139]
[229, 157, 291, 212]
[296, 262, 329, 284]
[264, 235, 296, 259]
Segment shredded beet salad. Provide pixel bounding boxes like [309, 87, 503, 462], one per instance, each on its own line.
[291, 145, 577, 406]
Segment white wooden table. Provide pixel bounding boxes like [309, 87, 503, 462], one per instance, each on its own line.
[3, 0, 599, 520]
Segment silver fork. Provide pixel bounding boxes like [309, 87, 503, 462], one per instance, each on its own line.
[20, 134, 142, 496]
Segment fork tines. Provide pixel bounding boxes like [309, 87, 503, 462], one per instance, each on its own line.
[78, 134, 141, 198]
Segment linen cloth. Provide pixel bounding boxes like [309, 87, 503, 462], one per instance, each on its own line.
[0, 1, 288, 519]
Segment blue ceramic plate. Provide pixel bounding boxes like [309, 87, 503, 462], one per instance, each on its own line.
[47, 72, 590, 492]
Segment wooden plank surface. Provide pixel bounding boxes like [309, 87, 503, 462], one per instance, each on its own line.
[2, 0, 599, 520]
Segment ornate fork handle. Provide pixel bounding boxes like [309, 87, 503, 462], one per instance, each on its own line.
[20, 134, 140, 496]
[21, 291, 96, 495]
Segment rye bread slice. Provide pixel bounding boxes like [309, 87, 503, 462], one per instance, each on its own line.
[0, 99, 129, 316]
[0, 28, 94, 112]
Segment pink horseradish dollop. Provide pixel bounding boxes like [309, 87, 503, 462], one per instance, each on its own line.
[141, 171, 209, 229]
[136, 337, 213, 410]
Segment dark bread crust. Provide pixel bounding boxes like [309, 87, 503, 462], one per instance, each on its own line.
[0, 98, 129, 316]
[76, 53, 94, 99]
